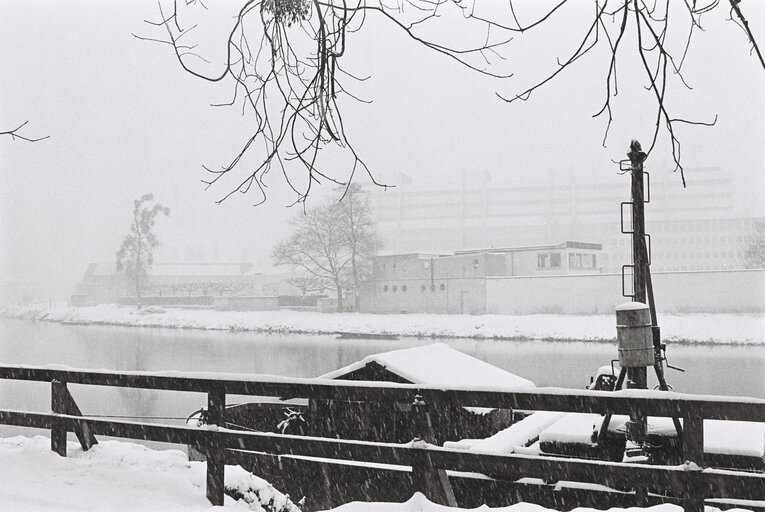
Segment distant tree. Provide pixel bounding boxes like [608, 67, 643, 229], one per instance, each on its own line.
[743, 219, 765, 269]
[116, 194, 171, 306]
[338, 184, 381, 309]
[273, 186, 380, 311]
[286, 275, 329, 296]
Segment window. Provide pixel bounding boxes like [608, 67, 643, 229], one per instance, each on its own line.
[439, 284, 446, 291]
[420, 285, 426, 292]
[383, 285, 388, 292]
[392, 285, 398, 292]
[550, 253, 561, 268]
[537, 254, 548, 268]
[402, 285, 408, 292]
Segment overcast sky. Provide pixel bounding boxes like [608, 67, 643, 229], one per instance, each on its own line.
[1, 0, 763, 298]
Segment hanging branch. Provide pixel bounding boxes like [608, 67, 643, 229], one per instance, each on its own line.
[728, 0, 765, 69]
[137, 0, 763, 202]
[0, 121, 49, 143]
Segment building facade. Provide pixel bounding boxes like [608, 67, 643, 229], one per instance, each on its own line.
[359, 242, 602, 314]
[372, 167, 762, 273]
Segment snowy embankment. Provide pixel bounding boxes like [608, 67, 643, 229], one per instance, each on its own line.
[0, 436, 730, 512]
[3, 303, 764, 344]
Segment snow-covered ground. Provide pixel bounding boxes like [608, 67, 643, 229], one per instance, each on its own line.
[3, 303, 764, 344]
[0, 436, 735, 512]
[0, 436, 300, 512]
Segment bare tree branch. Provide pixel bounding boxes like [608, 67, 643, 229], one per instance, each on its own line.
[136, 0, 763, 202]
[0, 121, 49, 143]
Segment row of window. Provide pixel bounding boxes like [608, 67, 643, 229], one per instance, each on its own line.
[537, 252, 597, 269]
[382, 283, 447, 293]
[536, 252, 562, 269]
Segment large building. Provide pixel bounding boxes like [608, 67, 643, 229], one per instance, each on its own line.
[372, 167, 762, 273]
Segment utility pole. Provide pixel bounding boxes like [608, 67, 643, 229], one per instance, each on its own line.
[628, 140, 648, 391]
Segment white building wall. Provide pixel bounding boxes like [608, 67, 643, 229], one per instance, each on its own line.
[485, 269, 765, 314]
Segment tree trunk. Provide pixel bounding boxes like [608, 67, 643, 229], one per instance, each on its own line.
[135, 230, 143, 309]
[135, 272, 141, 309]
[335, 279, 343, 313]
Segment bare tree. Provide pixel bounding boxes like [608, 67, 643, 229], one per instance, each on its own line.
[743, 219, 765, 269]
[273, 185, 379, 311]
[273, 202, 350, 310]
[116, 194, 171, 307]
[0, 121, 48, 142]
[337, 183, 381, 309]
[138, 1, 763, 201]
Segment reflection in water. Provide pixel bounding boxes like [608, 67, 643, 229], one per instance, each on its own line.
[0, 317, 763, 436]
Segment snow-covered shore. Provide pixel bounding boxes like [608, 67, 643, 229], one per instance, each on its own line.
[0, 436, 726, 512]
[3, 303, 764, 344]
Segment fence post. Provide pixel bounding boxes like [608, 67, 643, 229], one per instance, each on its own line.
[50, 380, 68, 456]
[410, 395, 456, 506]
[206, 385, 226, 506]
[682, 415, 704, 512]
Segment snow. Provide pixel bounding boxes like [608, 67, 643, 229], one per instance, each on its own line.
[455, 412, 764, 459]
[443, 412, 565, 454]
[539, 414, 602, 446]
[705, 420, 765, 457]
[647, 418, 765, 458]
[318, 492, 703, 512]
[0, 435, 300, 512]
[319, 343, 535, 390]
[0, 435, 760, 512]
[615, 302, 649, 312]
[3, 303, 764, 344]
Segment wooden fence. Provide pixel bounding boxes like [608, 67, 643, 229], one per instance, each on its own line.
[0, 364, 763, 512]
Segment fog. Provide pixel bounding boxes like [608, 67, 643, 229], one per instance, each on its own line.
[1, 0, 763, 299]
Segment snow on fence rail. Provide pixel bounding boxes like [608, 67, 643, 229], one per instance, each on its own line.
[0, 364, 763, 512]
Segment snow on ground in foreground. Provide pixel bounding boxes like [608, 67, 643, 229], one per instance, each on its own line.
[0, 436, 298, 512]
[3, 303, 764, 344]
[321, 493, 693, 512]
[0, 436, 729, 512]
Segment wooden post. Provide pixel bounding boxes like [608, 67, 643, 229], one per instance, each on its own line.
[628, 140, 648, 392]
[51, 380, 68, 456]
[410, 395, 457, 507]
[682, 415, 705, 512]
[206, 386, 226, 506]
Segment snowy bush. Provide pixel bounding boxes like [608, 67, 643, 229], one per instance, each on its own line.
[226, 468, 303, 512]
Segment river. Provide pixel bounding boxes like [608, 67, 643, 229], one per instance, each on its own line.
[0, 317, 762, 439]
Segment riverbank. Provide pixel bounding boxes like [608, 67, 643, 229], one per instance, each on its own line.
[3, 304, 763, 344]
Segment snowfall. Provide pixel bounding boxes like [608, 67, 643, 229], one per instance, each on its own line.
[3, 303, 765, 344]
[0, 436, 755, 512]
[2, 305, 763, 510]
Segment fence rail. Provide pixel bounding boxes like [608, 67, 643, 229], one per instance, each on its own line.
[1, 364, 763, 512]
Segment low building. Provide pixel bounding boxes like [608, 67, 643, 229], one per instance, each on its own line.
[359, 242, 602, 314]
[75, 262, 296, 307]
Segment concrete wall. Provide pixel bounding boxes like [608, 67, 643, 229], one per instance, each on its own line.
[359, 278, 486, 314]
[486, 269, 765, 314]
[214, 296, 279, 311]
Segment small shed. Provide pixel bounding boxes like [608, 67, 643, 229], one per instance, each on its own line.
[313, 343, 535, 444]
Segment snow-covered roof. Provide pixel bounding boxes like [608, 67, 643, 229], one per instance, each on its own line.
[149, 263, 256, 277]
[320, 343, 535, 389]
[85, 262, 258, 278]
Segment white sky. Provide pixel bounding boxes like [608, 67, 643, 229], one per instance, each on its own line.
[1, 0, 763, 298]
